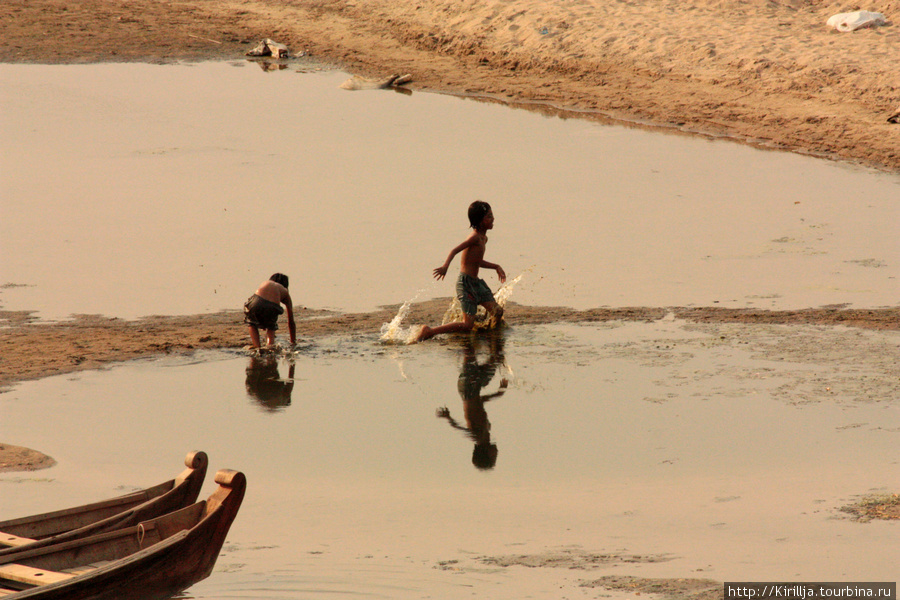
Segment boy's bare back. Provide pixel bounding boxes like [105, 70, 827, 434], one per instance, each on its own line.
[255, 279, 291, 305]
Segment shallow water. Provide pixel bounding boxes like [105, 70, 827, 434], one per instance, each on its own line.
[1, 321, 898, 596]
[1, 61, 898, 321]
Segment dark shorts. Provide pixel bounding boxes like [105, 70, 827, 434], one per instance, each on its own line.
[456, 273, 495, 316]
[243, 294, 284, 330]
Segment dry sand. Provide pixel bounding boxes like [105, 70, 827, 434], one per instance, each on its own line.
[1, 0, 897, 569]
[2, 0, 899, 171]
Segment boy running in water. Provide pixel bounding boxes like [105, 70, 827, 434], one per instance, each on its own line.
[417, 201, 506, 341]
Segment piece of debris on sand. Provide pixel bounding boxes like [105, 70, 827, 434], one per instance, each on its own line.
[246, 38, 290, 58]
[339, 73, 413, 90]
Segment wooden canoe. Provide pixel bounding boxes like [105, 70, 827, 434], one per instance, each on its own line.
[0, 451, 208, 557]
[0, 468, 246, 599]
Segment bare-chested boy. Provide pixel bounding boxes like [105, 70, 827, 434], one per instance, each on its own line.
[243, 273, 297, 349]
[417, 201, 506, 342]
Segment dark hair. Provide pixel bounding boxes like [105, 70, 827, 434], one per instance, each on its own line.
[468, 201, 492, 229]
[269, 273, 289, 288]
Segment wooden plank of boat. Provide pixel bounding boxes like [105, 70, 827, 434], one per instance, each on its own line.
[0, 451, 208, 557]
[0, 564, 73, 586]
[0, 468, 246, 600]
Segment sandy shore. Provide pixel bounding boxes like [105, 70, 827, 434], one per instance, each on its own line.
[0, 442, 55, 473]
[1, 0, 899, 172]
[1, 0, 897, 538]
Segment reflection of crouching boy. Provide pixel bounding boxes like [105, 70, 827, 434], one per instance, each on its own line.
[417, 201, 506, 342]
[244, 273, 296, 349]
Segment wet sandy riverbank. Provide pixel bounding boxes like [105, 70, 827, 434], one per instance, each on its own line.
[3, 302, 899, 393]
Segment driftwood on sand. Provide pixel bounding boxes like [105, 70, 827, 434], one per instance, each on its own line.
[339, 73, 413, 90]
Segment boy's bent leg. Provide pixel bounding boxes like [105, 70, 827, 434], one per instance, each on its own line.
[417, 315, 476, 342]
[487, 301, 503, 318]
[249, 326, 261, 348]
[484, 301, 504, 323]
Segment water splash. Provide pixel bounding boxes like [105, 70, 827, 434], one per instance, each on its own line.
[493, 271, 525, 306]
[379, 288, 428, 345]
[380, 272, 526, 344]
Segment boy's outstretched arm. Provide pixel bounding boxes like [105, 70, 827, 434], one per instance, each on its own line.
[433, 238, 478, 280]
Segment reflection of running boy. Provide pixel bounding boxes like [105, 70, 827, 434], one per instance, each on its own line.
[417, 201, 506, 342]
[243, 273, 297, 349]
[437, 335, 508, 469]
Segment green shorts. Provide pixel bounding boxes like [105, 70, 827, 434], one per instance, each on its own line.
[243, 294, 284, 330]
[456, 273, 495, 316]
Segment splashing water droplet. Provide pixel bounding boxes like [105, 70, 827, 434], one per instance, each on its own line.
[380, 289, 428, 344]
